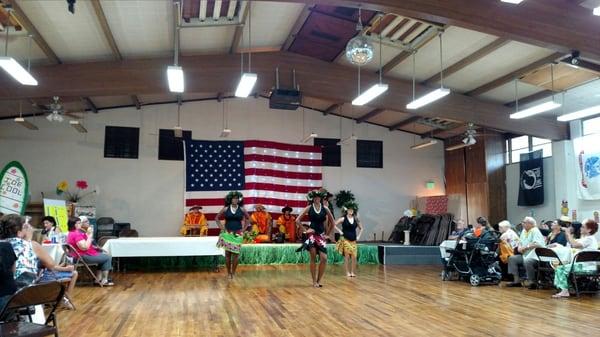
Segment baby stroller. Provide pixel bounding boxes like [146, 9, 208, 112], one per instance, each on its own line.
[442, 230, 502, 286]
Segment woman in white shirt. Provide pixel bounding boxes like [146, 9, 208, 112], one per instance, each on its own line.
[498, 220, 519, 249]
[552, 219, 599, 298]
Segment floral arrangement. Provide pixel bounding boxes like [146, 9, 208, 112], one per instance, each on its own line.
[56, 180, 95, 202]
[335, 190, 356, 209]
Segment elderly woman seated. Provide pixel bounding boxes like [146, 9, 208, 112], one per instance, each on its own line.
[0, 214, 78, 309]
[40, 216, 61, 242]
[66, 217, 114, 286]
[507, 216, 546, 289]
[552, 219, 599, 298]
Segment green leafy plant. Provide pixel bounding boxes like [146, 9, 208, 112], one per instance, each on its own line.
[335, 190, 355, 209]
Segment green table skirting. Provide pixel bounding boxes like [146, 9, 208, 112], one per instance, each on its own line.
[121, 244, 379, 271]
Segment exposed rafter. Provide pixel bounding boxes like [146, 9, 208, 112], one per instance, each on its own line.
[81, 97, 98, 114]
[0, 52, 568, 139]
[505, 90, 554, 109]
[380, 26, 445, 75]
[430, 123, 464, 137]
[281, 4, 312, 51]
[229, 1, 249, 54]
[388, 116, 421, 131]
[323, 103, 342, 116]
[466, 52, 565, 97]
[131, 95, 141, 110]
[356, 108, 385, 123]
[423, 38, 510, 85]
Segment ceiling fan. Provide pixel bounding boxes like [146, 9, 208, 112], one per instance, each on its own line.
[38, 96, 84, 122]
[446, 123, 480, 151]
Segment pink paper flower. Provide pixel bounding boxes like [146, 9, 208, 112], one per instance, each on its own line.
[76, 180, 88, 190]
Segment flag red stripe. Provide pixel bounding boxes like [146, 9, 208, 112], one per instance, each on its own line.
[244, 140, 320, 153]
[186, 197, 311, 208]
[244, 168, 322, 180]
[244, 183, 315, 194]
[202, 212, 309, 221]
[244, 154, 321, 166]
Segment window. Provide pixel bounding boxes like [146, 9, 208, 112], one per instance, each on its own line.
[104, 126, 139, 159]
[583, 116, 600, 136]
[158, 129, 192, 161]
[357, 140, 383, 168]
[313, 138, 341, 167]
[506, 135, 552, 164]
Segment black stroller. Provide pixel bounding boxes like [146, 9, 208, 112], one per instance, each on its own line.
[442, 230, 502, 286]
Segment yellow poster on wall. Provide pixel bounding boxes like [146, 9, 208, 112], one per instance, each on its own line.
[43, 199, 68, 233]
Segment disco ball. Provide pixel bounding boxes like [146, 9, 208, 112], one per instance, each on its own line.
[345, 35, 374, 66]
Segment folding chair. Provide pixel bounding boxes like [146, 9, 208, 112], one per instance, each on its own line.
[570, 251, 600, 297]
[535, 248, 565, 288]
[0, 282, 65, 337]
[61, 244, 102, 287]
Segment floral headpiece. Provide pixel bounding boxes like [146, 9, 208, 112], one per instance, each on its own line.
[342, 201, 359, 213]
[306, 189, 327, 201]
[225, 191, 244, 205]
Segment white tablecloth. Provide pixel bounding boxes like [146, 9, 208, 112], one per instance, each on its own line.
[102, 237, 224, 257]
[42, 243, 64, 263]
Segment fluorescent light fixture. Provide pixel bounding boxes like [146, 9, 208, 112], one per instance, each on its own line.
[69, 120, 87, 133]
[167, 65, 184, 93]
[14, 117, 38, 130]
[336, 134, 358, 146]
[220, 128, 232, 138]
[410, 139, 438, 150]
[301, 132, 317, 143]
[501, 0, 524, 3]
[173, 126, 183, 138]
[352, 83, 389, 106]
[406, 88, 451, 110]
[0, 57, 38, 86]
[557, 105, 600, 122]
[446, 143, 469, 151]
[510, 101, 561, 119]
[235, 73, 257, 98]
[594, 7, 600, 16]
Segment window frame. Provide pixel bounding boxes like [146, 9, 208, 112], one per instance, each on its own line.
[313, 137, 341, 167]
[158, 129, 192, 161]
[104, 126, 140, 159]
[505, 135, 552, 164]
[356, 139, 383, 168]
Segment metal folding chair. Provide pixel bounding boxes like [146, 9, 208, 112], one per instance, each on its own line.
[61, 244, 102, 286]
[535, 247, 565, 288]
[570, 251, 600, 297]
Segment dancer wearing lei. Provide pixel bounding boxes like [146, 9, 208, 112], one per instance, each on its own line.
[334, 202, 363, 277]
[215, 191, 250, 279]
[296, 189, 335, 288]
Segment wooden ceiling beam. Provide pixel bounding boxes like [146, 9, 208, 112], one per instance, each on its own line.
[281, 4, 312, 51]
[0, 51, 568, 139]
[424, 38, 510, 85]
[388, 116, 421, 131]
[131, 95, 141, 110]
[262, 0, 600, 60]
[561, 58, 600, 75]
[323, 103, 342, 116]
[505, 90, 554, 109]
[229, 2, 249, 54]
[430, 123, 465, 137]
[91, 0, 122, 60]
[380, 26, 443, 75]
[81, 97, 98, 114]
[356, 108, 385, 123]
[466, 52, 565, 97]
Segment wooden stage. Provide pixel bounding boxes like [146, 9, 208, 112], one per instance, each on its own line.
[58, 265, 600, 337]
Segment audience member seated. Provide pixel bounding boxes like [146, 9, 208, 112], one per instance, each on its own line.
[179, 206, 208, 236]
[552, 219, 599, 298]
[546, 220, 567, 246]
[569, 221, 583, 239]
[0, 238, 17, 310]
[539, 220, 552, 238]
[472, 217, 489, 238]
[66, 217, 114, 286]
[250, 205, 272, 243]
[40, 216, 61, 242]
[0, 214, 78, 309]
[507, 216, 546, 289]
[276, 206, 296, 242]
[498, 220, 519, 280]
[558, 215, 572, 228]
[448, 219, 467, 240]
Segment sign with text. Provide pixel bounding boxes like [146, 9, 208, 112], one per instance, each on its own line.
[44, 199, 69, 233]
[0, 161, 29, 215]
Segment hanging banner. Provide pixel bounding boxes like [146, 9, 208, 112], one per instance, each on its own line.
[0, 161, 29, 215]
[44, 199, 69, 233]
[577, 150, 600, 200]
[518, 150, 544, 206]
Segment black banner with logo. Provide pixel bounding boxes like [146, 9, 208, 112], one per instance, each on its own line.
[518, 150, 544, 206]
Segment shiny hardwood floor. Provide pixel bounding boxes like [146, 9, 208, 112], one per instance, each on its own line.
[57, 265, 600, 337]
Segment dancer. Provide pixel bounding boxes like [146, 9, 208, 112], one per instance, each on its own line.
[296, 189, 335, 288]
[216, 191, 250, 279]
[334, 202, 363, 277]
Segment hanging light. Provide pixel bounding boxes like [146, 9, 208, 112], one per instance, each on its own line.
[220, 99, 231, 137]
[235, 1, 257, 97]
[411, 139, 438, 150]
[345, 7, 374, 66]
[510, 64, 561, 119]
[14, 101, 38, 130]
[167, 2, 184, 93]
[407, 31, 450, 109]
[352, 16, 387, 106]
[0, 25, 38, 86]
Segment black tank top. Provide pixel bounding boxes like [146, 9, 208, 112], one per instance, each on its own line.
[224, 206, 244, 231]
[342, 216, 358, 241]
[308, 204, 327, 234]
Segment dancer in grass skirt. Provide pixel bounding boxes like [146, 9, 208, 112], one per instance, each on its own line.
[216, 191, 250, 279]
[334, 202, 363, 277]
[296, 189, 335, 288]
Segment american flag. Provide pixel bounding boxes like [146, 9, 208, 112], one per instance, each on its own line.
[184, 140, 322, 220]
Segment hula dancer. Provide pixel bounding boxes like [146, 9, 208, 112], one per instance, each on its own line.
[296, 189, 335, 288]
[216, 191, 250, 279]
[334, 202, 363, 277]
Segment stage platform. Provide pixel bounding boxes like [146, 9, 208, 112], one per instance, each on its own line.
[378, 244, 442, 265]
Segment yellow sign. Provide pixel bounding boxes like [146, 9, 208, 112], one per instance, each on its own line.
[43, 199, 68, 233]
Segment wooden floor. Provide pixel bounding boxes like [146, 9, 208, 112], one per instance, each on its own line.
[57, 265, 600, 337]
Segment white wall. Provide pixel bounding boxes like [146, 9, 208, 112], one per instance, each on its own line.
[0, 98, 445, 239]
